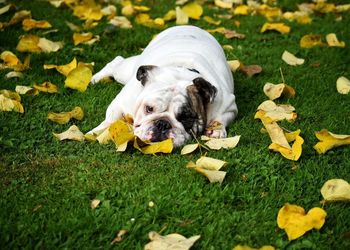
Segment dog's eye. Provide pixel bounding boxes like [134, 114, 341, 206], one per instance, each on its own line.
[145, 105, 154, 114]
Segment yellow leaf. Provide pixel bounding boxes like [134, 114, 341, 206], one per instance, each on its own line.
[282, 50, 305, 66]
[135, 14, 165, 29]
[8, 10, 31, 26]
[321, 179, 350, 202]
[37, 37, 63, 53]
[233, 5, 251, 16]
[33, 81, 59, 93]
[90, 199, 100, 209]
[16, 34, 41, 53]
[5, 71, 23, 79]
[336, 76, 350, 94]
[134, 138, 173, 155]
[0, 94, 24, 113]
[53, 125, 85, 141]
[0, 4, 14, 16]
[300, 34, 324, 48]
[176, 6, 189, 25]
[73, 2, 102, 21]
[144, 231, 200, 250]
[73, 32, 93, 46]
[315, 2, 335, 13]
[44, 58, 77, 76]
[22, 18, 51, 31]
[163, 10, 176, 21]
[64, 65, 92, 92]
[0, 89, 21, 101]
[0, 51, 20, 66]
[109, 119, 134, 146]
[196, 156, 227, 171]
[181, 2, 203, 20]
[257, 5, 282, 21]
[48, 106, 84, 124]
[285, 129, 301, 143]
[96, 128, 112, 144]
[193, 167, 227, 184]
[203, 16, 221, 25]
[257, 100, 297, 122]
[227, 60, 241, 72]
[204, 136, 240, 150]
[109, 16, 132, 29]
[269, 134, 304, 161]
[181, 143, 200, 155]
[263, 83, 295, 100]
[277, 204, 326, 241]
[15, 85, 39, 96]
[233, 245, 275, 250]
[260, 23, 290, 34]
[214, 0, 233, 9]
[314, 129, 350, 154]
[326, 33, 345, 48]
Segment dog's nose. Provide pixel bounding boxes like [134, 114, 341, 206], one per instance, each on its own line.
[154, 119, 172, 132]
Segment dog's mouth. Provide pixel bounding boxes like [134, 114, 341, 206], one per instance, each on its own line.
[134, 119, 175, 143]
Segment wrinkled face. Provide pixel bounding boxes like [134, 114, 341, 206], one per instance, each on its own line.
[133, 66, 211, 147]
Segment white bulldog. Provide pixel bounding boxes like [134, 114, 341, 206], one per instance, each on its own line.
[89, 25, 238, 147]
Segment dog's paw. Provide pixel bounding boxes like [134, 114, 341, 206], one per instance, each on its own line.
[90, 73, 104, 85]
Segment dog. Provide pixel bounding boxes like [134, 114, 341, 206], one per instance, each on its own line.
[88, 25, 238, 147]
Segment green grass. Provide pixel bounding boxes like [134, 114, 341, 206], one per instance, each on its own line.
[1, 0, 350, 249]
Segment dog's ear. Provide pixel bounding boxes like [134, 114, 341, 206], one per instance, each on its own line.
[136, 65, 156, 86]
[192, 77, 217, 104]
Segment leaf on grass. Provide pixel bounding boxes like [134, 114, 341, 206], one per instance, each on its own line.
[73, 1, 103, 21]
[1, 51, 20, 66]
[163, 10, 176, 21]
[22, 18, 52, 31]
[73, 32, 94, 46]
[37, 37, 63, 53]
[134, 138, 173, 155]
[300, 34, 324, 48]
[277, 203, 327, 241]
[90, 199, 101, 209]
[204, 136, 240, 150]
[176, 6, 189, 25]
[15, 85, 38, 96]
[181, 2, 203, 20]
[336, 76, 350, 94]
[240, 64, 262, 77]
[233, 5, 251, 16]
[314, 129, 350, 154]
[233, 245, 275, 250]
[111, 230, 128, 244]
[282, 50, 305, 66]
[64, 65, 92, 92]
[5, 71, 23, 79]
[214, 0, 233, 9]
[48, 106, 84, 124]
[0, 93, 24, 113]
[269, 134, 304, 161]
[203, 16, 221, 25]
[321, 179, 350, 202]
[44, 58, 77, 76]
[181, 143, 200, 155]
[95, 128, 112, 144]
[326, 33, 345, 48]
[8, 10, 31, 26]
[135, 14, 165, 29]
[260, 23, 290, 34]
[33, 81, 59, 93]
[16, 34, 41, 53]
[196, 156, 227, 170]
[227, 60, 241, 72]
[263, 83, 295, 100]
[193, 167, 227, 184]
[109, 119, 134, 146]
[109, 16, 132, 29]
[144, 231, 200, 250]
[207, 27, 245, 39]
[257, 100, 297, 122]
[0, 4, 15, 16]
[53, 125, 85, 141]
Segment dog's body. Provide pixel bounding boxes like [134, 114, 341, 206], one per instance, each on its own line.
[89, 25, 237, 147]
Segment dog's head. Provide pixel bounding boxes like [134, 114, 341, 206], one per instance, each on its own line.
[133, 65, 217, 147]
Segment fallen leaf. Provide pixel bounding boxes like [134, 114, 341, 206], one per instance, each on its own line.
[33, 81, 59, 93]
[8, 10, 31, 26]
[44, 58, 77, 76]
[135, 14, 165, 29]
[15, 85, 38, 96]
[64, 65, 92, 92]
[282, 50, 305, 66]
[227, 60, 241, 72]
[263, 82, 295, 100]
[257, 4, 282, 21]
[48, 106, 84, 124]
[203, 16, 221, 25]
[269, 134, 304, 161]
[260, 23, 291, 34]
[336, 76, 350, 94]
[181, 2, 203, 20]
[181, 143, 200, 155]
[0, 93, 24, 113]
[233, 245, 275, 250]
[207, 27, 245, 39]
[0, 89, 21, 101]
[195, 156, 227, 170]
[193, 167, 227, 184]
[90, 199, 101, 209]
[37, 37, 63, 53]
[326, 33, 345, 48]
[16, 34, 41, 53]
[176, 6, 189, 25]
[257, 100, 297, 122]
[314, 129, 350, 154]
[5, 71, 23, 79]
[214, 0, 233, 9]
[109, 119, 134, 146]
[22, 18, 52, 31]
[277, 203, 327, 241]
[96, 128, 112, 144]
[0, 51, 20, 67]
[233, 5, 251, 16]
[134, 138, 173, 155]
[73, 1, 103, 21]
[300, 34, 324, 48]
[53, 125, 85, 141]
[73, 32, 93, 46]
[321, 179, 350, 202]
[204, 136, 240, 150]
[111, 230, 128, 244]
[0, 4, 14, 16]
[163, 10, 176, 21]
[240, 64, 262, 77]
[109, 16, 132, 29]
[144, 231, 200, 250]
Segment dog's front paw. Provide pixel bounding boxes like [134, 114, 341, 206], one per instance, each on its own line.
[205, 121, 227, 138]
[90, 73, 104, 85]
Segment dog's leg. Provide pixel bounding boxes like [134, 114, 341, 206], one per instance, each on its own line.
[91, 55, 139, 84]
[205, 111, 236, 138]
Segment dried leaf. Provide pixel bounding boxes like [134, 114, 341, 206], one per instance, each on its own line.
[53, 125, 85, 141]
[109, 119, 134, 146]
[135, 14, 165, 29]
[269, 134, 304, 161]
[181, 2, 203, 20]
[144, 231, 200, 250]
[193, 167, 227, 184]
[8, 10, 31, 26]
[1, 51, 20, 67]
[5, 71, 23, 79]
[300, 34, 324, 48]
[22, 18, 52, 31]
[163, 10, 176, 21]
[181, 143, 200, 155]
[90, 199, 101, 209]
[37, 37, 63, 53]
[233, 245, 275, 250]
[321, 179, 350, 202]
[134, 138, 173, 155]
[96, 128, 112, 144]
[314, 129, 350, 154]
[64, 65, 92, 92]
[44, 58, 77, 76]
[195, 156, 227, 171]
[233, 5, 251, 15]
[336, 76, 350, 94]
[227, 60, 241, 72]
[0, 93, 24, 113]
[204, 136, 240, 150]
[282, 50, 305, 66]
[203, 16, 221, 25]
[260, 23, 290, 34]
[73, 32, 93, 46]
[176, 6, 189, 25]
[277, 203, 327, 241]
[240, 64, 262, 77]
[263, 83, 295, 100]
[33, 81, 59, 93]
[48, 106, 84, 124]
[257, 100, 297, 122]
[326, 33, 345, 48]
[214, 0, 233, 9]
[0, 4, 14, 16]
[16, 34, 41, 53]
[109, 16, 132, 29]
[15, 85, 39, 96]
[73, 2, 102, 21]
[111, 230, 128, 244]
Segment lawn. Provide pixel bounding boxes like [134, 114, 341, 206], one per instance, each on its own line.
[1, 0, 350, 249]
